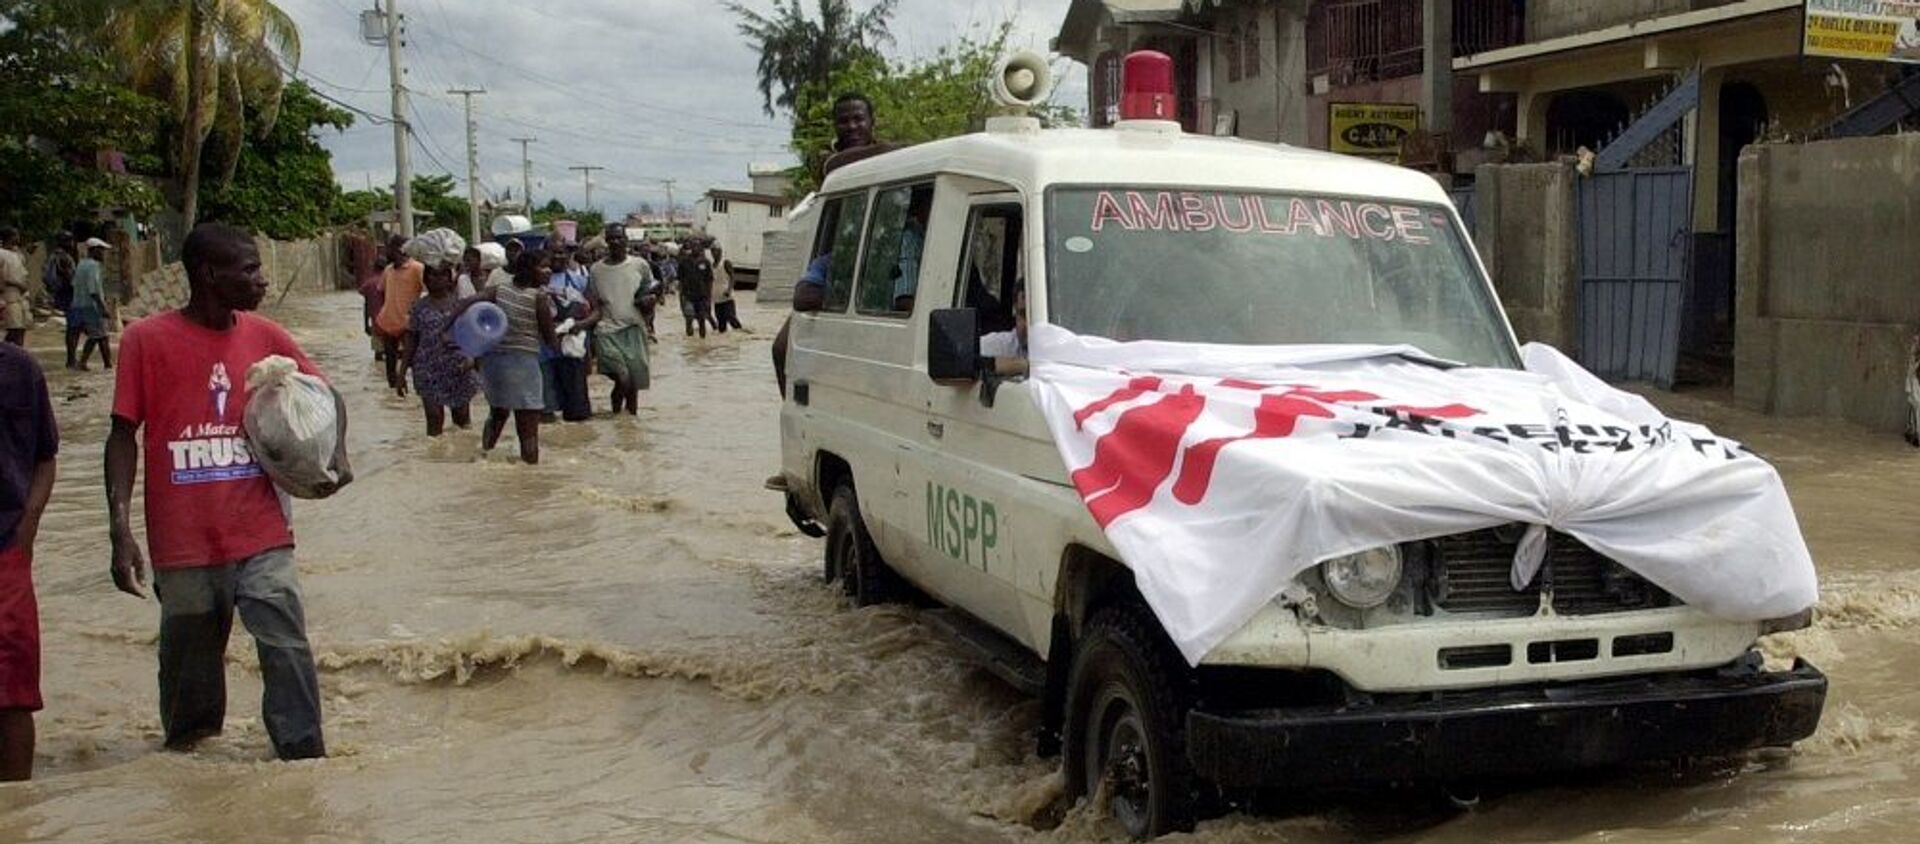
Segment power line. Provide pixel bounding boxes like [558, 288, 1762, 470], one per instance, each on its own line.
[414, 29, 784, 133]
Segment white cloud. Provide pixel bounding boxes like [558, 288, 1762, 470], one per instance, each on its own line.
[282, 0, 1082, 217]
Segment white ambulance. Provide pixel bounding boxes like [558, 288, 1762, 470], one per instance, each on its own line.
[773, 52, 1824, 839]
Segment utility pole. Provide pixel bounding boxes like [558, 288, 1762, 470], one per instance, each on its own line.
[384, 0, 414, 237]
[570, 165, 605, 212]
[448, 87, 485, 243]
[660, 178, 677, 225]
[510, 137, 537, 213]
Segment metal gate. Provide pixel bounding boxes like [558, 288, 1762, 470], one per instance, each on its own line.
[1447, 185, 1477, 238]
[1576, 167, 1693, 387]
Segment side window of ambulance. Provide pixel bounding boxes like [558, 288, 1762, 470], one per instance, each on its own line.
[855, 182, 936, 316]
[957, 205, 1024, 337]
[820, 192, 869, 312]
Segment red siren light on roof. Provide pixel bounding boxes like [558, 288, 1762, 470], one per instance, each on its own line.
[1119, 50, 1176, 123]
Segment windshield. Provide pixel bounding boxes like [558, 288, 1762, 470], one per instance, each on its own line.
[1044, 188, 1518, 368]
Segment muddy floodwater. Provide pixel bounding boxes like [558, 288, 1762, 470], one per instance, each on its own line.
[2, 291, 1917, 843]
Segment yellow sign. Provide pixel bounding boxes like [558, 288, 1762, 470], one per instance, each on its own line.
[1803, 0, 1920, 63]
[1329, 103, 1421, 161]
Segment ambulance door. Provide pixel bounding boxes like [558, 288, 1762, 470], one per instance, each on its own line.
[832, 180, 940, 571]
[914, 192, 1056, 639]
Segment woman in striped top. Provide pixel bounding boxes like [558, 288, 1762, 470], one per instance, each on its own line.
[452, 251, 558, 463]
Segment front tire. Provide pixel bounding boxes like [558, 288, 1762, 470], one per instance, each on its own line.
[823, 485, 903, 606]
[1063, 604, 1199, 839]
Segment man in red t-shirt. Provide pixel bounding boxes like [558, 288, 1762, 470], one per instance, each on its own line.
[106, 223, 342, 760]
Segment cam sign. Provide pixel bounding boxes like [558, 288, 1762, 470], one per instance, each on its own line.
[1804, 0, 1920, 62]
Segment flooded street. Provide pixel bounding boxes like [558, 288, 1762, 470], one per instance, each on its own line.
[2, 290, 1917, 843]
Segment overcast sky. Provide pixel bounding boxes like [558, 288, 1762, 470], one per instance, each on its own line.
[281, 0, 1086, 217]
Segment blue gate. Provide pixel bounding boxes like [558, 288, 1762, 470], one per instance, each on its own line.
[1576, 167, 1693, 387]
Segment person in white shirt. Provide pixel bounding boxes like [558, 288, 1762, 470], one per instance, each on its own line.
[978, 283, 1028, 376]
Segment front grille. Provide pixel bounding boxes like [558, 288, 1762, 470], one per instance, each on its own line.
[1430, 528, 1666, 617]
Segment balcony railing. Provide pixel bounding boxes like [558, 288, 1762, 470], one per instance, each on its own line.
[1307, 0, 1524, 87]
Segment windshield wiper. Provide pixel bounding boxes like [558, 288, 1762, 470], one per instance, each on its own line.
[1394, 352, 1465, 370]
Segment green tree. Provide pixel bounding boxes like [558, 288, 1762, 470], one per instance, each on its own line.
[783, 24, 1080, 194]
[196, 81, 350, 239]
[409, 173, 472, 235]
[0, 0, 165, 238]
[97, 0, 301, 227]
[333, 187, 389, 227]
[724, 0, 897, 117]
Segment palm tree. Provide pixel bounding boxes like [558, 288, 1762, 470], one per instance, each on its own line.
[725, 0, 897, 116]
[97, 0, 300, 227]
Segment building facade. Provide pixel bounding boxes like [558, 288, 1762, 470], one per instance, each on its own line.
[1055, 0, 1528, 171]
[696, 189, 789, 274]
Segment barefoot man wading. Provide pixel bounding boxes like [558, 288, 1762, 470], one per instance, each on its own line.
[106, 223, 340, 760]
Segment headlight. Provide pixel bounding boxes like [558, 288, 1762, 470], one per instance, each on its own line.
[1320, 546, 1404, 609]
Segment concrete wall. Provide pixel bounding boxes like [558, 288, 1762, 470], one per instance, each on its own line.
[1470, 162, 1582, 352]
[754, 228, 806, 306]
[1526, 0, 1737, 41]
[127, 234, 348, 319]
[1735, 136, 1920, 434]
[1203, 1, 1309, 145]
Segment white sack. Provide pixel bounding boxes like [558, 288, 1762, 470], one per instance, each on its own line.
[405, 228, 467, 267]
[243, 356, 352, 500]
[476, 241, 508, 271]
[1027, 325, 1819, 665]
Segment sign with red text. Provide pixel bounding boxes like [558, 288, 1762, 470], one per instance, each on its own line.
[1086, 189, 1436, 243]
[1025, 326, 1819, 664]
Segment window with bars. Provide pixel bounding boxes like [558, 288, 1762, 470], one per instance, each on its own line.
[1245, 14, 1261, 79]
[1226, 23, 1242, 82]
[1306, 0, 1523, 87]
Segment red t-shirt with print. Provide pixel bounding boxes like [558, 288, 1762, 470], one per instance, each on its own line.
[112, 311, 324, 570]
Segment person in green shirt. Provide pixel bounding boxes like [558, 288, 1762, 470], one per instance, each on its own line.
[69, 238, 112, 371]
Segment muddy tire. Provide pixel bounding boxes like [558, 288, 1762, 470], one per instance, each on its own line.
[824, 485, 904, 606]
[1063, 603, 1199, 839]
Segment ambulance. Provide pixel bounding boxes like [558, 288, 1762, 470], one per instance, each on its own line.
[772, 50, 1825, 838]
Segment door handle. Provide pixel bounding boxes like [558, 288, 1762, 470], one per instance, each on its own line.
[926, 420, 944, 438]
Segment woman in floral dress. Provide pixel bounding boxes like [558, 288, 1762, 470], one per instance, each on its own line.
[399, 263, 481, 436]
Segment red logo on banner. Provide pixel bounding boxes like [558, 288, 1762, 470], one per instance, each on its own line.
[1068, 378, 1481, 527]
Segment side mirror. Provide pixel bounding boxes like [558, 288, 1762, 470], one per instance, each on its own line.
[927, 308, 979, 383]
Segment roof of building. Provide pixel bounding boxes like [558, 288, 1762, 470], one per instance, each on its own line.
[705, 188, 788, 206]
[819, 126, 1451, 207]
[748, 162, 792, 176]
[1057, 0, 1185, 55]
[1455, 0, 1799, 70]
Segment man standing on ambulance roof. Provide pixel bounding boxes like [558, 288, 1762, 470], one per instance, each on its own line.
[105, 222, 338, 760]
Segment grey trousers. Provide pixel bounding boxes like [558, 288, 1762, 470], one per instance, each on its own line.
[154, 547, 325, 760]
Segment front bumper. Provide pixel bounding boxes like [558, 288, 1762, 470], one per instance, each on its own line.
[1188, 660, 1827, 789]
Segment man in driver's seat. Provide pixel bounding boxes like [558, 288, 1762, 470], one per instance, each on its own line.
[978, 283, 1028, 376]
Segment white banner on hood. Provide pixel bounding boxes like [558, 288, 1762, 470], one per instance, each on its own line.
[1026, 325, 1818, 665]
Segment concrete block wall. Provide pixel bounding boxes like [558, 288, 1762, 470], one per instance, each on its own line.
[1736, 137, 1920, 434]
[1470, 162, 1581, 352]
[755, 228, 805, 307]
[125, 234, 347, 320]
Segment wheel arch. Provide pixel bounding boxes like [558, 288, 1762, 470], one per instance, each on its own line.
[815, 450, 853, 501]
[1041, 544, 1145, 759]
